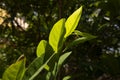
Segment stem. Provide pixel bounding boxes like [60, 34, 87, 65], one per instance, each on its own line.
[58, 0, 62, 19]
[29, 53, 55, 80]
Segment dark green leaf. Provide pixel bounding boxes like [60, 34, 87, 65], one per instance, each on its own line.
[63, 76, 71, 80]
[22, 56, 44, 80]
[29, 53, 55, 80]
[57, 52, 71, 69]
[74, 30, 97, 40]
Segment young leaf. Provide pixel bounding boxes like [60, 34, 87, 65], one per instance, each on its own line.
[36, 40, 47, 57]
[64, 6, 83, 38]
[36, 40, 54, 71]
[63, 37, 87, 52]
[63, 30, 97, 52]
[74, 30, 97, 40]
[2, 57, 26, 80]
[49, 18, 66, 53]
[57, 52, 71, 70]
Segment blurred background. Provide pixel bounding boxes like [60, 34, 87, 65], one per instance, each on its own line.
[0, 0, 120, 79]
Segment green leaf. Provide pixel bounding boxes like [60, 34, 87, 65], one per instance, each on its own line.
[49, 18, 66, 52]
[63, 76, 71, 80]
[63, 30, 97, 52]
[36, 40, 47, 57]
[64, 6, 83, 38]
[36, 40, 53, 70]
[51, 62, 58, 79]
[2, 57, 26, 80]
[46, 52, 71, 80]
[57, 52, 71, 70]
[46, 72, 52, 80]
[63, 37, 87, 52]
[29, 53, 55, 80]
[74, 30, 97, 40]
[22, 56, 44, 80]
[36, 40, 53, 58]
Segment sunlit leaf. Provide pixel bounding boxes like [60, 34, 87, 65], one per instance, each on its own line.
[36, 40, 47, 57]
[64, 6, 83, 38]
[36, 39, 54, 72]
[36, 40, 54, 70]
[2, 57, 26, 80]
[49, 18, 66, 52]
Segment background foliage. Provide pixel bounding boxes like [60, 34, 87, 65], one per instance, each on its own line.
[0, 0, 120, 79]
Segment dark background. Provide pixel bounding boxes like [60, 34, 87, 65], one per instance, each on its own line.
[0, 0, 120, 79]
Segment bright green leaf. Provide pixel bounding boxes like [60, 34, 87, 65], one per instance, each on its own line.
[36, 40, 47, 57]
[2, 57, 26, 80]
[49, 18, 66, 52]
[64, 6, 83, 38]
[36, 40, 54, 70]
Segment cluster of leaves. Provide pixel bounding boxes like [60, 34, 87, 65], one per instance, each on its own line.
[1, 6, 95, 80]
[0, 0, 120, 79]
